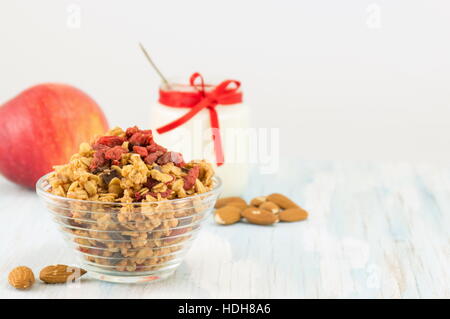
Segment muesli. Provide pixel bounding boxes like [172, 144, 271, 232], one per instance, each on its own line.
[46, 126, 215, 272]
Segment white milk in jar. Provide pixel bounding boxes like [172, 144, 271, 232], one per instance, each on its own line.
[149, 76, 250, 197]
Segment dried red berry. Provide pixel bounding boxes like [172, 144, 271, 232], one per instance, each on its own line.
[111, 160, 120, 166]
[92, 143, 109, 151]
[133, 146, 148, 157]
[126, 126, 140, 138]
[146, 143, 167, 154]
[134, 191, 148, 202]
[141, 129, 153, 135]
[129, 132, 153, 146]
[183, 166, 199, 190]
[144, 151, 164, 165]
[89, 149, 108, 171]
[144, 177, 160, 190]
[105, 146, 127, 161]
[96, 136, 126, 148]
[157, 152, 184, 166]
[160, 189, 173, 198]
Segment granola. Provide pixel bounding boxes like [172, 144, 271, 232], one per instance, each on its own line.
[46, 126, 216, 273]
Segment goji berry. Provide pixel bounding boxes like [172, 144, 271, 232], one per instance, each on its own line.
[96, 136, 125, 148]
[144, 151, 164, 165]
[134, 191, 147, 202]
[133, 145, 148, 157]
[126, 126, 140, 138]
[157, 151, 184, 166]
[92, 143, 109, 151]
[89, 149, 108, 171]
[183, 166, 199, 190]
[129, 132, 153, 146]
[146, 143, 167, 154]
[105, 146, 127, 161]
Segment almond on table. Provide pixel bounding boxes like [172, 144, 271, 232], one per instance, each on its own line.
[279, 207, 308, 222]
[215, 206, 241, 225]
[259, 201, 280, 214]
[266, 193, 299, 209]
[215, 196, 247, 209]
[8, 266, 35, 290]
[39, 264, 87, 284]
[226, 200, 248, 211]
[241, 207, 279, 225]
[250, 196, 267, 207]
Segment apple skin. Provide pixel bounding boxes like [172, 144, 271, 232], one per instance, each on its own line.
[0, 83, 109, 188]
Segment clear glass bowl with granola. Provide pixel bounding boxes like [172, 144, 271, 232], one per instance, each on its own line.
[36, 126, 221, 283]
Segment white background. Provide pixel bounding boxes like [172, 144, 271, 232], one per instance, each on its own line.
[0, 0, 449, 161]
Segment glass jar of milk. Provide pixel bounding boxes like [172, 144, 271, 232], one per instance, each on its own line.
[149, 76, 250, 197]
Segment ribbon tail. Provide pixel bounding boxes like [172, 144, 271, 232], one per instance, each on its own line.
[208, 107, 224, 166]
[156, 99, 210, 134]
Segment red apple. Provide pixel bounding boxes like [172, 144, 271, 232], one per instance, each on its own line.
[0, 83, 109, 188]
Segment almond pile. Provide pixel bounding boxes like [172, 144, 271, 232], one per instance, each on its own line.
[214, 193, 308, 226]
[8, 264, 86, 290]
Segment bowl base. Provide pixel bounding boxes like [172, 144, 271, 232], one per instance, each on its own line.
[86, 269, 176, 284]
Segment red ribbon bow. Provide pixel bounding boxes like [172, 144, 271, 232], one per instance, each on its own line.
[156, 73, 242, 166]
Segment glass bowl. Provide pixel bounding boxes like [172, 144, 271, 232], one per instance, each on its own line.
[36, 173, 222, 284]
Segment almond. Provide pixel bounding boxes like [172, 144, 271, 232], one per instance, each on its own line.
[259, 201, 280, 214]
[279, 207, 308, 222]
[8, 266, 35, 290]
[226, 200, 248, 211]
[241, 207, 278, 225]
[39, 264, 87, 284]
[266, 193, 299, 209]
[250, 196, 267, 207]
[214, 206, 241, 225]
[215, 196, 247, 209]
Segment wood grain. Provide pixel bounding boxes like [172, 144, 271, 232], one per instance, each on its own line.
[1, 160, 449, 298]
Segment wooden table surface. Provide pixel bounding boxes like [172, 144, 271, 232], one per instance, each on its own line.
[1, 160, 450, 298]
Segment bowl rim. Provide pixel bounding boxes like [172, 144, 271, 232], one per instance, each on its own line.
[36, 173, 222, 206]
